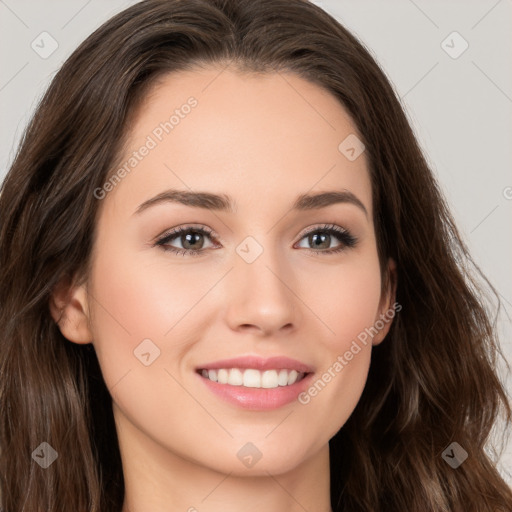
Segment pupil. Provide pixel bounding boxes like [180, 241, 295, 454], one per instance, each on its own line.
[311, 233, 329, 249]
[184, 232, 202, 250]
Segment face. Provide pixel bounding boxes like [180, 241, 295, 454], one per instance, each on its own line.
[55, 66, 395, 476]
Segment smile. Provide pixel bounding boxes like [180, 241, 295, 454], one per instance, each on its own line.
[198, 368, 307, 388]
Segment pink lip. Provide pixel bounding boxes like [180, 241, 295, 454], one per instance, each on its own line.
[195, 355, 315, 411]
[196, 371, 314, 411]
[196, 355, 314, 373]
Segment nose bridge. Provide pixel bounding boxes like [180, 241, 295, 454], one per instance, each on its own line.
[226, 232, 298, 333]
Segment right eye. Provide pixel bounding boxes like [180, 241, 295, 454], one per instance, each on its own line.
[155, 225, 218, 256]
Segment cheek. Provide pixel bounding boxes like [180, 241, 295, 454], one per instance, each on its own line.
[85, 246, 213, 452]
[90, 222, 211, 335]
[85, 241, 171, 387]
[296, 252, 383, 350]
[293, 253, 382, 436]
[86, 232, 224, 395]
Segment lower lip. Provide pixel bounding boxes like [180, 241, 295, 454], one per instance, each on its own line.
[197, 371, 314, 410]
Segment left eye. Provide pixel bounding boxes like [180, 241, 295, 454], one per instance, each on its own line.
[155, 223, 357, 256]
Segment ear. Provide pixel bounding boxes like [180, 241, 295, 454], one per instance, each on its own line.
[372, 258, 398, 346]
[49, 274, 93, 344]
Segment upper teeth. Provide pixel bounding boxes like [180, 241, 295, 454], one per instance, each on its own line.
[201, 368, 304, 388]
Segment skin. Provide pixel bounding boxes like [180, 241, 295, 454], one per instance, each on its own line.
[51, 65, 396, 512]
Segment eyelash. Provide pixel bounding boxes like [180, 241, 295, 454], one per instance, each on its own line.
[154, 223, 358, 257]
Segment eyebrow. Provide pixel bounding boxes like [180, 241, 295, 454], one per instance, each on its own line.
[133, 188, 368, 217]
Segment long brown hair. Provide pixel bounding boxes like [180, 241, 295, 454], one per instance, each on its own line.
[1, 1, 510, 510]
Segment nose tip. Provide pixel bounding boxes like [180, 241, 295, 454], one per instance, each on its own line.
[226, 253, 299, 336]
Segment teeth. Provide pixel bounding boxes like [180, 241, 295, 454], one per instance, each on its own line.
[243, 369, 261, 388]
[278, 369, 289, 386]
[261, 370, 278, 388]
[287, 369, 298, 385]
[228, 368, 243, 385]
[201, 368, 305, 388]
[217, 369, 229, 384]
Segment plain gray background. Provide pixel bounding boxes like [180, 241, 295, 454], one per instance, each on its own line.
[1, 0, 511, 483]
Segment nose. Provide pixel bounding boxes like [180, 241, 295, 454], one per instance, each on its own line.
[224, 241, 300, 336]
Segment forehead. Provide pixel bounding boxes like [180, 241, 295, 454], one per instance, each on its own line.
[105, 65, 372, 218]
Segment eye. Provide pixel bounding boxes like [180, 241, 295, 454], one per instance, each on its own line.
[154, 223, 358, 257]
[295, 223, 358, 255]
[155, 225, 217, 257]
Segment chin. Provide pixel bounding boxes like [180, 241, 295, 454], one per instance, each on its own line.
[205, 438, 315, 477]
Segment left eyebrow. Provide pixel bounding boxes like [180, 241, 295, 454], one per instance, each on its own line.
[133, 188, 368, 218]
[293, 190, 368, 217]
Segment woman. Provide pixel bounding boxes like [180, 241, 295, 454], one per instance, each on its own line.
[0, 0, 510, 510]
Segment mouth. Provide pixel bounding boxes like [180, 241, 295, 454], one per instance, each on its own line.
[196, 367, 310, 388]
[194, 355, 314, 410]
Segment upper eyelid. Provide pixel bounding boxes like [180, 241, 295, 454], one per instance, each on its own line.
[156, 225, 215, 243]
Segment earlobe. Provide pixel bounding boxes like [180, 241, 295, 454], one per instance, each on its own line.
[49, 276, 93, 344]
[372, 258, 398, 346]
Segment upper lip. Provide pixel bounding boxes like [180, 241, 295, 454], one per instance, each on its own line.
[196, 355, 314, 374]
